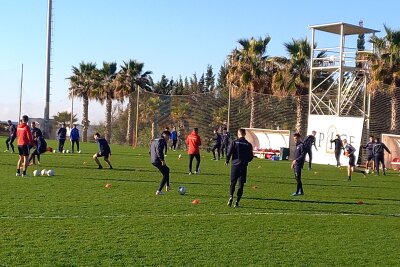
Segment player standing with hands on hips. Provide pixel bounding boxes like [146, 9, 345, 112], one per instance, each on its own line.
[291, 133, 306, 196]
[150, 131, 171, 195]
[225, 129, 253, 208]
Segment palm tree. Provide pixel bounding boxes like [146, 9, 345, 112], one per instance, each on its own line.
[226, 36, 272, 128]
[115, 60, 153, 145]
[272, 38, 326, 134]
[67, 62, 97, 142]
[369, 25, 400, 132]
[93, 62, 117, 142]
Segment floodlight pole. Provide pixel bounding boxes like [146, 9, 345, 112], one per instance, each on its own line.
[43, 0, 53, 138]
[134, 85, 140, 147]
[227, 86, 231, 132]
[18, 64, 24, 120]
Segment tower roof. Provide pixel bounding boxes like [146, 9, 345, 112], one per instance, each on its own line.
[309, 22, 379, 35]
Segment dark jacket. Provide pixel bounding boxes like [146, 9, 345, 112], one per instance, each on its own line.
[31, 127, 43, 139]
[226, 137, 253, 166]
[222, 132, 230, 145]
[294, 141, 306, 168]
[213, 133, 222, 146]
[96, 138, 111, 155]
[58, 127, 67, 139]
[36, 136, 47, 154]
[372, 141, 390, 156]
[150, 136, 167, 165]
[303, 135, 316, 151]
[330, 138, 343, 152]
[344, 143, 356, 156]
[362, 142, 375, 156]
[9, 124, 17, 137]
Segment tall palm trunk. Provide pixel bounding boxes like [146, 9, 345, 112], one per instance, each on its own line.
[126, 94, 135, 145]
[82, 94, 89, 142]
[105, 96, 112, 142]
[390, 94, 398, 132]
[249, 90, 255, 128]
[295, 96, 303, 134]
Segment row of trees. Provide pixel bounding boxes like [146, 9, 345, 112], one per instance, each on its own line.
[68, 24, 400, 144]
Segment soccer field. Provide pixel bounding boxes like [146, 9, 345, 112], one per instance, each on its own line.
[0, 137, 399, 266]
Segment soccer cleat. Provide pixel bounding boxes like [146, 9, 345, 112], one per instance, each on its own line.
[227, 197, 233, 207]
[109, 166, 113, 169]
[211, 158, 216, 161]
[16, 173, 21, 177]
[234, 202, 240, 208]
[155, 190, 164, 195]
[165, 186, 171, 192]
[308, 167, 312, 171]
[291, 192, 301, 196]
[21, 174, 29, 177]
[4, 150, 9, 152]
[188, 172, 192, 175]
[98, 165, 103, 169]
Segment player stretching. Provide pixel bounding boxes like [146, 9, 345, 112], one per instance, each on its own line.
[303, 130, 317, 170]
[5, 120, 17, 153]
[150, 131, 171, 195]
[93, 133, 113, 169]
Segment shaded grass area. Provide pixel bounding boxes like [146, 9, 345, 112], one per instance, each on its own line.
[0, 137, 399, 266]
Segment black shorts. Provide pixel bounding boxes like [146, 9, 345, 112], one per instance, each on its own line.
[367, 154, 374, 161]
[18, 145, 30, 156]
[96, 151, 110, 159]
[348, 154, 355, 167]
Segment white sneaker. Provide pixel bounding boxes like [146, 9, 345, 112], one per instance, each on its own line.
[195, 168, 201, 174]
[16, 173, 21, 176]
[4, 150, 9, 152]
[165, 186, 171, 192]
[21, 174, 29, 177]
[155, 190, 164, 195]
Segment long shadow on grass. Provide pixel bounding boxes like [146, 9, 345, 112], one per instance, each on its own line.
[270, 180, 397, 190]
[245, 196, 380, 206]
[248, 206, 400, 218]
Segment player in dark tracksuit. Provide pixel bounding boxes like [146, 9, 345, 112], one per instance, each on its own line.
[343, 139, 366, 181]
[93, 133, 113, 169]
[291, 133, 306, 196]
[221, 127, 230, 158]
[28, 132, 47, 165]
[330, 134, 343, 167]
[150, 131, 171, 195]
[57, 123, 67, 152]
[372, 137, 391, 176]
[211, 129, 222, 160]
[303, 130, 317, 170]
[5, 120, 17, 153]
[225, 129, 253, 208]
[362, 136, 375, 172]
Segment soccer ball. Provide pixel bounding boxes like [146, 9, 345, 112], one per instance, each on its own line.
[62, 150, 66, 153]
[66, 150, 70, 153]
[46, 170, 55, 176]
[41, 169, 47, 176]
[178, 186, 187, 195]
[33, 170, 40, 177]
[365, 169, 370, 174]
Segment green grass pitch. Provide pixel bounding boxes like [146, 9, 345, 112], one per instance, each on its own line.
[0, 137, 399, 266]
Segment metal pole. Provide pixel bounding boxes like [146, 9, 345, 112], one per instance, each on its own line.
[134, 85, 140, 147]
[18, 64, 24, 120]
[70, 89, 74, 129]
[337, 24, 344, 116]
[308, 28, 315, 116]
[44, 0, 53, 137]
[227, 86, 231, 132]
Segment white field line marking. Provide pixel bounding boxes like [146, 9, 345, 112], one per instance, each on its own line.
[0, 211, 398, 220]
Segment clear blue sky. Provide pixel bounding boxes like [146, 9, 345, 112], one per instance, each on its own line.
[1, 0, 399, 124]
